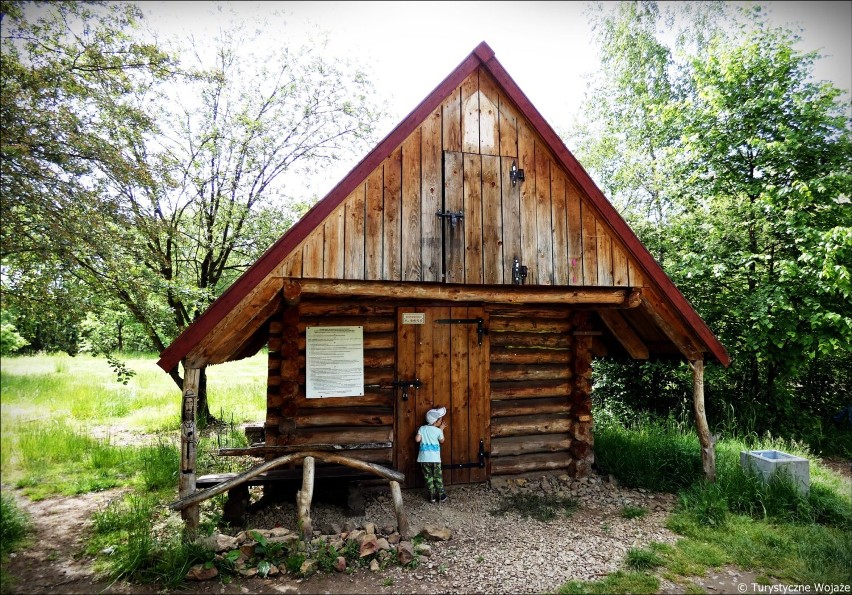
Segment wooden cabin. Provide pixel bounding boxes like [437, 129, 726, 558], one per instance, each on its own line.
[158, 42, 729, 529]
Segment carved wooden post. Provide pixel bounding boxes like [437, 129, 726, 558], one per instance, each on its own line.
[389, 480, 410, 539]
[691, 359, 716, 482]
[297, 455, 315, 541]
[180, 367, 201, 539]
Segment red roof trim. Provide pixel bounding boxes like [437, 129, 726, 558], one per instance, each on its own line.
[159, 40, 729, 371]
[157, 48, 484, 372]
[480, 55, 730, 366]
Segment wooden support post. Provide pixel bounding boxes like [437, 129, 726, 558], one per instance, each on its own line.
[179, 367, 201, 539]
[389, 480, 410, 539]
[297, 456, 315, 541]
[691, 359, 716, 482]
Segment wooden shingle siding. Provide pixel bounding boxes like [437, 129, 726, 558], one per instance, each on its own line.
[277, 67, 643, 289]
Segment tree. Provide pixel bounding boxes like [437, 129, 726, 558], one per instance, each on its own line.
[672, 14, 852, 431]
[572, 2, 852, 447]
[1, 2, 383, 420]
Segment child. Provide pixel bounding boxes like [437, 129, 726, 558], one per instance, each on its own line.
[415, 407, 448, 503]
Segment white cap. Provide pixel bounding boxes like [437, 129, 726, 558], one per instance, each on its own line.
[426, 407, 446, 425]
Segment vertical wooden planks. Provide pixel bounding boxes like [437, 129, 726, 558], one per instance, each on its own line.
[581, 203, 598, 285]
[401, 130, 422, 281]
[500, 156, 521, 283]
[444, 151, 464, 283]
[534, 146, 553, 285]
[551, 169, 569, 285]
[396, 308, 418, 486]
[430, 306, 451, 487]
[479, 71, 499, 155]
[518, 123, 537, 284]
[383, 148, 402, 281]
[323, 204, 345, 279]
[421, 110, 442, 282]
[442, 85, 462, 153]
[498, 95, 518, 157]
[463, 153, 483, 284]
[450, 306, 470, 484]
[365, 166, 384, 280]
[468, 308, 489, 483]
[566, 182, 583, 285]
[481, 155, 503, 284]
[596, 220, 613, 286]
[461, 72, 479, 154]
[302, 228, 324, 278]
[344, 185, 365, 280]
[612, 240, 629, 286]
[281, 250, 303, 278]
[628, 258, 646, 287]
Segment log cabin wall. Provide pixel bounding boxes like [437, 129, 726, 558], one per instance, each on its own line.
[487, 306, 594, 478]
[265, 298, 596, 479]
[265, 299, 396, 466]
[279, 67, 647, 290]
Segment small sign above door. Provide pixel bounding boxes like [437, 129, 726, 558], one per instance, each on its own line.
[402, 313, 425, 325]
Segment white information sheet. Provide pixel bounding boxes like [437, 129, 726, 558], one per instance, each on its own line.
[305, 326, 364, 398]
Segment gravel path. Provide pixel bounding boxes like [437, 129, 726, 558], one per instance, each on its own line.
[242, 471, 680, 594]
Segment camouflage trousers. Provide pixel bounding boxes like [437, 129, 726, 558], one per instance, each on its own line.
[420, 462, 444, 495]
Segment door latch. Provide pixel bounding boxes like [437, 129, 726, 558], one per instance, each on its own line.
[392, 379, 422, 401]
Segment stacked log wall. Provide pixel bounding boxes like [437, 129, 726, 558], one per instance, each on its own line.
[487, 306, 594, 478]
[264, 299, 396, 465]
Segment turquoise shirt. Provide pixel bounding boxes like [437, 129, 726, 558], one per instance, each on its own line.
[417, 424, 444, 463]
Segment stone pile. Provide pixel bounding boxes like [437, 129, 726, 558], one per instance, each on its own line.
[185, 522, 452, 581]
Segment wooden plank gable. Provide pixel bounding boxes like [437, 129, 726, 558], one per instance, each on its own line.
[158, 42, 729, 373]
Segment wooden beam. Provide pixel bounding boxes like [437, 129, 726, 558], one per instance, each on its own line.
[639, 293, 702, 360]
[597, 310, 649, 360]
[692, 359, 716, 482]
[282, 278, 632, 305]
[185, 276, 282, 367]
[390, 480, 411, 539]
[297, 456, 315, 541]
[179, 367, 201, 540]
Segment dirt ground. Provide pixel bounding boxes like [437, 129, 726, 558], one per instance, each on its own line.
[2, 457, 849, 595]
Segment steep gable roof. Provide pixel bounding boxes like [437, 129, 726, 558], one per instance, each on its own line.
[158, 41, 729, 372]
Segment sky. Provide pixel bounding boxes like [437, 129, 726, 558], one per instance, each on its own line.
[138, 0, 852, 196]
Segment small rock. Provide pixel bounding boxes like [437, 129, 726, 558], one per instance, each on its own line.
[238, 567, 258, 578]
[397, 541, 415, 565]
[347, 529, 365, 543]
[359, 535, 379, 557]
[269, 527, 290, 537]
[185, 564, 218, 581]
[376, 537, 390, 551]
[414, 543, 432, 557]
[334, 556, 346, 572]
[364, 522, 376, 535]
[299, 559, 318, 576]
[369, 559, 380, 572]
[381, 525, 395, 536]
[387, 532, 401, 545]
[420, 525, 453, 541]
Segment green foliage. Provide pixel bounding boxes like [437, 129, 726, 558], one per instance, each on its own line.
[625, 547, 664, 571]
[0, 310, 28, 355]
[90, 493, 210, 587]
[0, 493, 28, 556]
[594, 415, 702, 491]
[489, 492, 578, 522]
[558, 571, 660, 595]
[620, 505, 648, 520]
[576, 2, 852, 457]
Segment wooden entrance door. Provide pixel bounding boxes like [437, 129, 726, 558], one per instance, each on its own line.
[395, 306, 490, 488]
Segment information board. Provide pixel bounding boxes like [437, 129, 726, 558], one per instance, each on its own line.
[305, 326, 364, 398]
